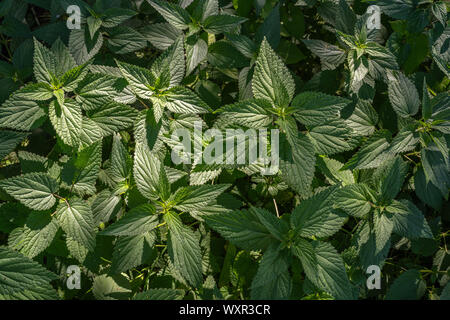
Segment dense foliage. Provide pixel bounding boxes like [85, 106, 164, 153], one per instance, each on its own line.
[0, 0, 449, 300]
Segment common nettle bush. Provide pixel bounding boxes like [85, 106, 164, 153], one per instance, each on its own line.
[0, 0, 448, 300]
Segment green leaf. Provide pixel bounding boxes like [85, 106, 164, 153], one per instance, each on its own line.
[109, 133, 131, 183]
[33, 38, 56, 84]
[386, 199, 433, 240]
[140, 23, 181, 50]
[0, 130, 28, 160]
[0, 247, 58, 300]
[441, 282, 450, 300]
[69, 27, 104, 65]
[110, 231, 156, 274]
[372, 156, 408, 203]
[414, 166, 443, 210]
[204, 209, 277, 251]
[292, 91, 351, 126]
[86, 16, 102, 40]
[91, 190, 123, 225]
[307, 119, 352, 155]
[355, 223, 389, 271]
[61, 140, 102, 196]
[302, 39, 346, 70]
[316, 156, 355, 186]
[92, 274, 132, 300]
[431, 2, 447, 26]
[373, 209, 394, 255]
[8, 211, 58, 258]
[133, 143, 162, 200]
[253, 38, 295, 107]
[14, 82, 53, 100]
[161, 86, 211, 114]
[216, 99, 273, 128]
[185, 36, 208, 75]
[422, 79, 432, 121]
[292, 240, 354, 300]
[0, 94, 46, 131]
[387, 71, 420, 118]
[133, 288, 185, 300]
[116, 60, 156, 99]
[386, 270, 426, 300]
[421, 146, 450, 197]
[102, 8, 137, 28]
[346, 100, 379, 136]
[101, 204, 158, 236]
[365, 42, 399, 70]
[251, 244, 292, 299]
[51, 38, 77, 78]
[75, 73, 120, 109]
[0, 173, 59, 211]
[149, 0, 191, 30]
[60, 63, 90, 92]
[107, 26, 147, 54]
[173, 184, 230, 213]
[333, 183, 373, 218]
[151, 37, 185, 89]
[342, 130, 393, 170]
[165, 211, 203, 287]
[291, 186, 347, 238]
[49, 99, 82, 147]
[387, 124, 420, 155]
[202, 14, 247, 34]
[55, 198, 96, 251]
[280, 133, 316, 197]
[87, 100, 138, 136]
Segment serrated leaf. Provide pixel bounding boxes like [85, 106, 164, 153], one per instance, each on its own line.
[342, 130, 393, 170]
[49, 99, 82, 147]
[205, 208, 277, 251]
[0, 247, 58, 299]
[292, 91, 350, 126]
[333, 183, 373, 218]
[0, 131, 28, 160]
[291, 186, 347, 238]
[133, 288, 185, 300]
[0, 173, 58, 211]
[133, 143, 162, 200]
[172, 184, 230, 213]
[165, 211, 203, 287]
[55, 199, 96, 251]
[253, 39, 295, 107]
[101, 204, 158, 237]
[387, 71, 420, 118]
[292, 240, 354, 300]
[8, 211, 58, 258]
[0, 95, 46, 131]
[110, 231, 156, 274]
[386, 199, 433, 240]
[280, 133, 316, 197]
[116, 60, 156, 99]
[251, 244, 292, 299]
[302, 39, 346, 70]
[202, 14, 247, 34]
[149, 0, 191, 30]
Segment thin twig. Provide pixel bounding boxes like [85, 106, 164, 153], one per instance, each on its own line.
[273, 198, 280, 218]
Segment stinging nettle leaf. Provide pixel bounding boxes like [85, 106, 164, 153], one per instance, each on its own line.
[0, 173, 59, 211]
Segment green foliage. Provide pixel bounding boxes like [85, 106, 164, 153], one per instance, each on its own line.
[0, 0, 448, 301]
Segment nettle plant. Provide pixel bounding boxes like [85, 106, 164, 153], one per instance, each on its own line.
[0, 0, 449, 301]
